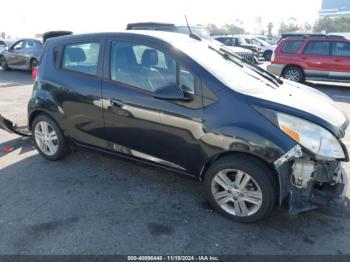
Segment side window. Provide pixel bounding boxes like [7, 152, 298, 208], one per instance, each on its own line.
[62, 42, 100, 75]
[179, 67, 195, 94]
[25, 40, 35, 48]
[281, 41, 303, 54]
[110, 41, 176, 92]
[12, 41, 24, 50]
[332, 42, 350, 57]
[303, 41, 330, 56]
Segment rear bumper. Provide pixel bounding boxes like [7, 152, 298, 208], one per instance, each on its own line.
[267, 64, 285, 77]
[0, 114, 30, 136]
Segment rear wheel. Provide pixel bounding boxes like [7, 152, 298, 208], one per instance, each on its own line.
[204, 156, 276, 223]
[0, 56, 8, 71]
[30, 58, 38, 71]
[32, 115, 70, 161]
[263, 50, 273, 61]
[282, 66, 304, 82]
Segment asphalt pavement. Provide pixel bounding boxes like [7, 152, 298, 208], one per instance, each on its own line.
[0, 69, 350, 255]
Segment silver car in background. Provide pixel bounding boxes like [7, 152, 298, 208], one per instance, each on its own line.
[0, 38, 42, 71]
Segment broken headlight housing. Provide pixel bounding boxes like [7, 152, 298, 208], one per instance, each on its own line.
[276, 112, 345, 159]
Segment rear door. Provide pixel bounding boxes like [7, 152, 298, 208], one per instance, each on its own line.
[47, 38, 106, 148]
[330, 41, 350, 81]
[301, 40, 332, 79]
[101, 38, 204, 174]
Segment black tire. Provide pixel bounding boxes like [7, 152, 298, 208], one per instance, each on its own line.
[0, 56, 8, 71]
[32, 114, 70, 161]
[263, 50, 272, 61]
[204, 155, 276, 223]
[30, 58, 38, 71]
[282, 66, 305, 83]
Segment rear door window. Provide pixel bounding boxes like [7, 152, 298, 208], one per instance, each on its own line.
[62, 42, 100, 76]
[303, 41, 330, 56]
[332, 42, 350, 57]
[110, 41, 195, 94]
[281, 41, 303, 54]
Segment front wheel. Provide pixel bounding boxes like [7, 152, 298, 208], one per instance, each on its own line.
[32, 115, 70, 161]
[30, 58, 38, 71]
[204, 156, 276, 223]
[282, 66, 304, 83]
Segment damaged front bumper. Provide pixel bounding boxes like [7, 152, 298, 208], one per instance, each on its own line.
[275, 145, 348, 214]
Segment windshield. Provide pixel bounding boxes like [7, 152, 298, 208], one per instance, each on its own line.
[176, 41, 280, 91]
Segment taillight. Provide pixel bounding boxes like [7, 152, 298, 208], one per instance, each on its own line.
[271, 51, 276, 63]
[32, 66, 38, 81]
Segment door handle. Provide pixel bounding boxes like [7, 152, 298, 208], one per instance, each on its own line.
[110, 99, 124, 108]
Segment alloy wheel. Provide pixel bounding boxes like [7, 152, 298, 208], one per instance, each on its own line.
[211, 169, 263, 217]
[284, 69, 301, 82]
[34, 121, 59, 156]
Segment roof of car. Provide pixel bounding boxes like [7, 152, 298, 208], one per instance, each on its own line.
[46, 30, 202, 45]
[281, 36, 349, 42]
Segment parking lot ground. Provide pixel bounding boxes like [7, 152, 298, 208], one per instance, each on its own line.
[0, 70, 350, 255]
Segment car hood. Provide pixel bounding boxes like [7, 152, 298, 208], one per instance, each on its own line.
[224, 46, 253, 54]
[241, 79, 348, 138]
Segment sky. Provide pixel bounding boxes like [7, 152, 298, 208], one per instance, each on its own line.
[1, 0, 323, 38]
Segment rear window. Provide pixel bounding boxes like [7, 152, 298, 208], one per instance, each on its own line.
[62, 42, 100, 75]
[332, 42, 350, 57]
[281, 41, 303, 54]
[303, 41, 330, 56]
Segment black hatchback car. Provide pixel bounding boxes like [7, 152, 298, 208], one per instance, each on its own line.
[4, 31, 348, 223]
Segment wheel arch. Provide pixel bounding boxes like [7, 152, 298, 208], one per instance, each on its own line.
[281, 64, 305, 76]
[29, 109, 62, 131]
[200, 151, 280, 202]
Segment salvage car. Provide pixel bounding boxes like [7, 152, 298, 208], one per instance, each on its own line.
[1, 31, 348, 223]
[0, 38, 42, 71]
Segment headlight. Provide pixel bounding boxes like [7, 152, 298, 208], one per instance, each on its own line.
[277, 112, 345, 159]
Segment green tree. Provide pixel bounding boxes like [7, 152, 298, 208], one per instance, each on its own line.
[206, 23, 245, 35]
[314, 16, 350, 33]
[278, 17, 301, 34]
[267, 22, 273, 37]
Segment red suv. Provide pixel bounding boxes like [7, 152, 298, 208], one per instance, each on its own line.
[267, 37, 350, 83]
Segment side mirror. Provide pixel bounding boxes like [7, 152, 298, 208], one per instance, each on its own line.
[153, 84, 192, 101]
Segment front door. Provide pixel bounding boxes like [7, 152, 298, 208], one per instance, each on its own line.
[330, 41, 350, 81]
[7, 40, 25, 67]
[101, 39, 204, 175]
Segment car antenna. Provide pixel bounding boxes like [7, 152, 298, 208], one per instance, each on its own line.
[185, 15, 201, 41]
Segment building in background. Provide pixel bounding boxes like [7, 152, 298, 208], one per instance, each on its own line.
[319, 0, 350, 17]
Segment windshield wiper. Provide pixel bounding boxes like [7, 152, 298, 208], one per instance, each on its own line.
[208, 45, 243, 68]
[219, 47, 283, 87]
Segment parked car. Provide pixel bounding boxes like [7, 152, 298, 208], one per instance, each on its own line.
[243, 36, 276, 61]
[127, 22, 258, 64]
[1, 31, 348, 223]
[0, 38, 42, 71]
[212, 35, 261, 56]
[268, 36, 350, 83]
